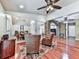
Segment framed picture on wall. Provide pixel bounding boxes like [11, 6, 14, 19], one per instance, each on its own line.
[20, 25, 24, 32]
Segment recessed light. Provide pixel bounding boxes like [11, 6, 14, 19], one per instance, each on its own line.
[15, 16, 19, 19]
[19, 5, 24, 9]
[31, 20, 35, 24]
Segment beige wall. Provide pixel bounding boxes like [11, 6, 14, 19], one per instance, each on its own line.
[45, 21, 50, 35]
[59, 23, 66, 38]
[0, 3, 4, 11]
[76, 20, 79, 40]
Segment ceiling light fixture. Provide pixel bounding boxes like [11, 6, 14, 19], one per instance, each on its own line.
[47, 5, 54, 11]
[46, 5, 54, 13]
[19, 5, 24, 9]
[49, 5, 54, 10]
[15, 17, 19, 20]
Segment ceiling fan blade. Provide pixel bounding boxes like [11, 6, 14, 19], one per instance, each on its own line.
[49, 0, 53, 5]
[49, 0, 53, 2]
[45, 0, 51, 4]
[37, 6, 47, 10]
[53, 0, 60, 3]
[53, 5, 62, 9]
[45, 0, 48, 3]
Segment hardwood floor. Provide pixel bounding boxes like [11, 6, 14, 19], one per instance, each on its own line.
[38, 38, 79, 59]
[9, 38, 79, 59]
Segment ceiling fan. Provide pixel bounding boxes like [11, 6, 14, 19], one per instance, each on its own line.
[37, 0, 62, 14]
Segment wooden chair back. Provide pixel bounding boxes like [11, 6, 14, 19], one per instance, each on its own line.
[27, 35, 41, 54]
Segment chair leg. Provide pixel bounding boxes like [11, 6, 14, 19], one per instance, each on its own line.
[27, 54, 33, 59]
[27, 52, 39, 59]
[30, 54, 33, 59]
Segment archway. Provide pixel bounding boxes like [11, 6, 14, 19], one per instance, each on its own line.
[45, 20, 59, 35]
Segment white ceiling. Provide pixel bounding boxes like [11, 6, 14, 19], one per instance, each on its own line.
[0, 0, 79, 15]
[6, 11, 46, 25]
